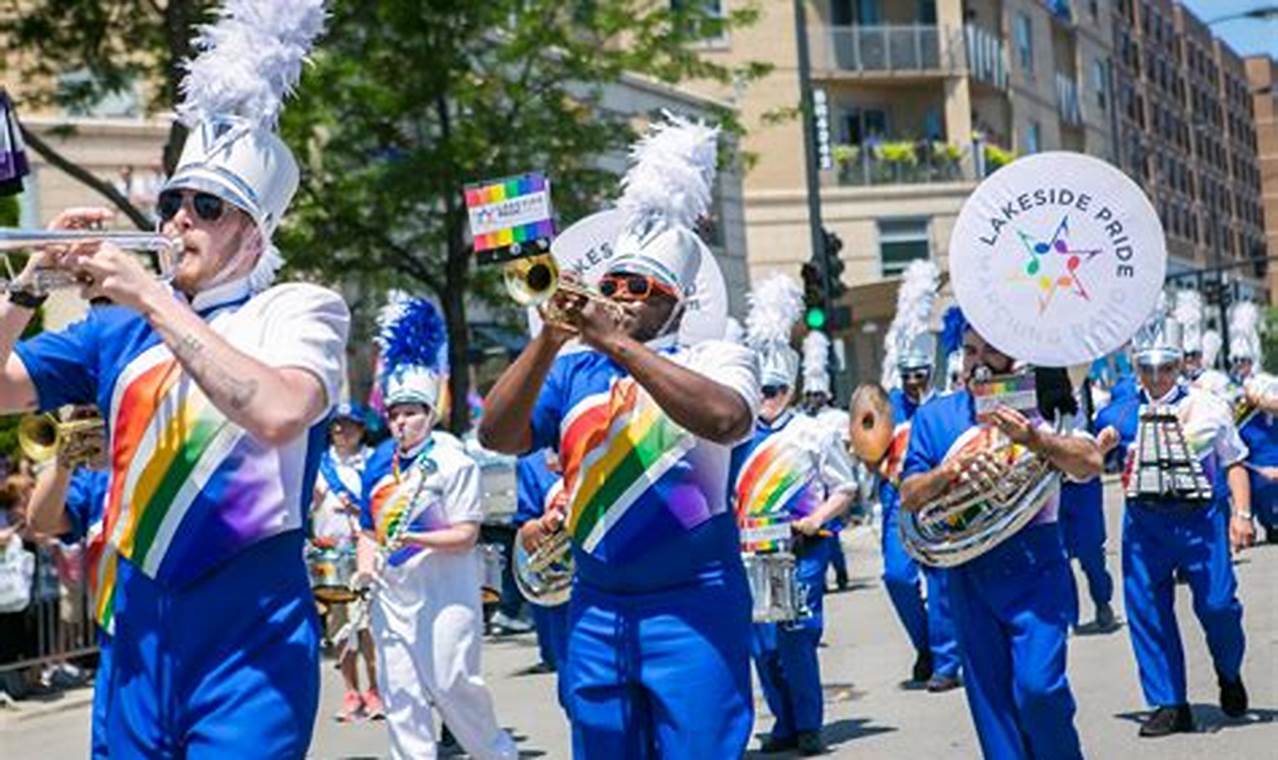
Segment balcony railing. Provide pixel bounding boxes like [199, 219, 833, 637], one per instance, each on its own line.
[810, 24, 963, 74]
[964, 24, 1008, 89]
[832, 140, 1017, 187]
[1055, 72, 1083, 126]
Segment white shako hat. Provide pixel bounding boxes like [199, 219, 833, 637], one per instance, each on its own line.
[1228, 301, 1261, 363]
[377, 294, 448, 411]
[1172, 289, 1204, 355]
[164, 0, 327, 292]
[607, 112, 719, 300]
[1131, 291, 1183, 365]
[1202, 329, 1222, 368]
[745, 274, 804, 388]
[881, 259, 940, 387]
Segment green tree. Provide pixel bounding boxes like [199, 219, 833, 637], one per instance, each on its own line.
[0, 0, 215, 227]
[279, 0, 767, 432]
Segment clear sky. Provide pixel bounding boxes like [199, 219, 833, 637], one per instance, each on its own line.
[1178, 0, 1278, 58]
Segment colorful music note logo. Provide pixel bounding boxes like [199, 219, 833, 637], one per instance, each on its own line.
[1012, 215, 1104, 313]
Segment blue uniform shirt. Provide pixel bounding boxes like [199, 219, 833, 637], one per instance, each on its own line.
[515, 452, 560, 528]
[63, 469, 110, 544]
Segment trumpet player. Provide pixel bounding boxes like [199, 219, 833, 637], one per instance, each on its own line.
[1094, 306, 1253, 737]
[354, 297, 515, 760]
[481, 116, 761, 759]
[899, 308, 1102, 760]
[732, 275, 857, 756]
[26, 405, 111, 759]
[0, 6, 348, 756]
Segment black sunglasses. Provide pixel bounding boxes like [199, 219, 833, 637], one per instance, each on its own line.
[761, 385, 788, 399]
[158, 190, 227, 223]
[901, 369, 930, 382]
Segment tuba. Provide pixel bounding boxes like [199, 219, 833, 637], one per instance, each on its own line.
[898, 375, 1061, 568]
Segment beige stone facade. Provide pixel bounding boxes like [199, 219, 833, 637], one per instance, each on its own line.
[1247, 55, 1278, 299]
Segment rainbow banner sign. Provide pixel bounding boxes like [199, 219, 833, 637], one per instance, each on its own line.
[464, 172, 555, 265]
[971, 370, 1038, 417]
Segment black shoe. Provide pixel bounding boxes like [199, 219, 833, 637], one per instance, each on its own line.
[440, 724, 458, 748]
[1094, 602, 1118, 632]
[912, 650, 934, 683]
[926, 674, 962, 693]
[758, 733, 797, 753]
[1139, 705, 1194, 737]
[796, 730, 826, 756]
[835, 574, 849, 591]
[1219, 673, 1249, 717]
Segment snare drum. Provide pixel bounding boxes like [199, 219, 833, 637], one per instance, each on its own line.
[307, 547, 359, 604]
[478, 542, 505, 606]
[743, 552, 805, 623]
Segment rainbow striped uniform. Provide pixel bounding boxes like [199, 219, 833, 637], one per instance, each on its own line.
[15, 279, 350, 627]
[530, 336, 760, 591]
[731, 409, 858, 552]
[359, 434, 484, 568]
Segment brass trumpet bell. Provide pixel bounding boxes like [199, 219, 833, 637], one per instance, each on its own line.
[18, 413, 106, 468]
[503, 252, 560, 306]
[18, 413, 58, 463]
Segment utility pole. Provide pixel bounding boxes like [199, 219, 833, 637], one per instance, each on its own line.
[793, 0, 830, 315]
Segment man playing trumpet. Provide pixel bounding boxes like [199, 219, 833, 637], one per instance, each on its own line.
[0, 3, 348, 755]
[899, 309, 1102, 760]
[480, 115, 761, 759]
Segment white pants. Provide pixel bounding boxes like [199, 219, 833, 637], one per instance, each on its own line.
[372, 549, 517, 760]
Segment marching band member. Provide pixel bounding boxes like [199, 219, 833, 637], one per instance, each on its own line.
[514, 449, 570, 679]
[1226, 302, 1278, 542]
[311, 402, 382, 722]
[481, 115, 761, 759]
[1057, 389, 1118, 633]
[875, 260, 961, 691]
[733, 275, 857, 755]
[26, 407, 110, 759]
[0, 3, 348, 756]
[1095, 305, 1252, 736]
[354, 297, 516, 760]
[798, 331, 853, 591]
[899, 307, 1101, 760]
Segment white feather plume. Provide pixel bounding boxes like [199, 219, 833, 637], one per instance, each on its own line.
[745, 274, 803, 349]
[723, 317, 744, 344]
[617, 111, 719, 230]
[177, 0, 328, 129]
[1229, 301, 1263, 360]
[1202, 329, 1222, 368]
[1173, 289, 1203, 350]
[802, 330, 830, 385]
[880, 259, 939, 388]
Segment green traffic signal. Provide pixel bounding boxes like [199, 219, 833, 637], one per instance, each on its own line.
[805, 307, 827, 330]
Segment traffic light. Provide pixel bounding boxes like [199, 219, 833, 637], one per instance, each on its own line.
[800, 259, 826, 329]
[822, 228, 847, 301]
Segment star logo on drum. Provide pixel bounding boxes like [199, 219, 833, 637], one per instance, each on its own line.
[1009, 214, 1104, 314]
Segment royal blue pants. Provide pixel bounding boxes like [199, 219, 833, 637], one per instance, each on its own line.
[91, 630, 111, 760]
[751, 537, 830, 739]
[881, 498, 961, 677]
[826, 530, 848, 583]
[1122, 504, 1245, 707]
[533, 601, 571, 714]
[1059, 480, 1114, 615]
[564, 569, 754, 759]
[105, 532, 320, 759]
[948, 524, 1082, 760]
[1249, 474, 1278, 532]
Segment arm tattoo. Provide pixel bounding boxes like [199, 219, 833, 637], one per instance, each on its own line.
[172, 331, 260, 411]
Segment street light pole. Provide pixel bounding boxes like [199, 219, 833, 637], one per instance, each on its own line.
[793, 0, 830, 313]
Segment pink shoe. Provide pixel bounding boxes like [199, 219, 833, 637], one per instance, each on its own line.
[334, 690, 363, 722]
[362, 689, 385, 720]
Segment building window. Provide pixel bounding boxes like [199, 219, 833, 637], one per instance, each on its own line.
[878, 219, 931, 277]
[1026, 121, 1041, 154]
[1014, 13, 1033, 77]
[1093, 60, 1108, 110]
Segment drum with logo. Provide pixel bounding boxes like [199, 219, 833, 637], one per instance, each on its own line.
[307, 546, 359, 604]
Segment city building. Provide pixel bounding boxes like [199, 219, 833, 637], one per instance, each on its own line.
[697, 0, 1121, 383]
[696, 0, 1269, 384]
[1246, 54, 1278, 299]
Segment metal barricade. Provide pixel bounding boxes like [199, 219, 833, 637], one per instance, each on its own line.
[0, 543, 99, 681]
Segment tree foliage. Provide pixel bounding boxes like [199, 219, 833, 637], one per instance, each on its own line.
[279, 0, 767, 431]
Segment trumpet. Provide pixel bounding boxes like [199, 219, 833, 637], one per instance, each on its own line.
[503, 252, 625, 330]
[18, 412, 107, 469]
[0, 228, 181, 296]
